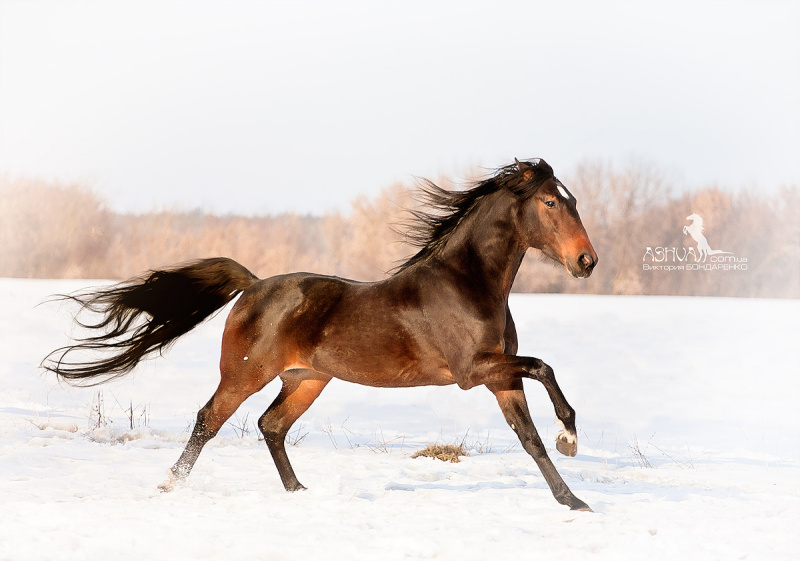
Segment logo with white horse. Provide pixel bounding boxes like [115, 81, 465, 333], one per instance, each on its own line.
[643, 212, 746, 271]
[682, 213, 731, 262]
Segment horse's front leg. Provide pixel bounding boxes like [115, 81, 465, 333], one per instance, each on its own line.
[487, 379, 591, 511]
[500, 310, 577, 456]
[458, 353, 579, 457]
[532, 362, 579, 458]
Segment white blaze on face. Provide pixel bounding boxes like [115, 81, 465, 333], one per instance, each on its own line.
[557, 184, 570, 200]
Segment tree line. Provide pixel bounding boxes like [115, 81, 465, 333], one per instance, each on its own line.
[1, 161, 797, 298]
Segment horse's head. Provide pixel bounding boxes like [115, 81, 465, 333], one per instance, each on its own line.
[515, 161, 598, 279]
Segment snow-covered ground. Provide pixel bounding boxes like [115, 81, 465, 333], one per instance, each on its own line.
[1, 278, 798, 560]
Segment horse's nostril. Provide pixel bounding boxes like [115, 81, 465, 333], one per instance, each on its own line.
[579, 252, 595, 270]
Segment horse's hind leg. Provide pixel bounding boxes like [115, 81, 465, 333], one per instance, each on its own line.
[159, 379, 269, 492]
[258, 370, 331, 492]
[488, 379, 591, 511]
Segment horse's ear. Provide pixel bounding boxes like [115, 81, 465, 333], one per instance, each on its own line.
[515, 158, 534, 181]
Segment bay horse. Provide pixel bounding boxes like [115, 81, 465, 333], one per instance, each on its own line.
[43, 158, 598, 510]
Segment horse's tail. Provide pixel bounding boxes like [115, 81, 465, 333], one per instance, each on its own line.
[42, 257, 259, 386]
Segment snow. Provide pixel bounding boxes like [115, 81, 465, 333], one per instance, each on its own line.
[1, 278, 798, 560]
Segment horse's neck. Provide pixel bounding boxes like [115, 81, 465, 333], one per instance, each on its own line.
[439, 190, 527, 298]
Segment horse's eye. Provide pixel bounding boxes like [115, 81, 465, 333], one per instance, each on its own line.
[545, 200, 556, 209]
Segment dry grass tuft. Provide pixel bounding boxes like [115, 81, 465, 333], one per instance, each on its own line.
[412, 443, 468, 463]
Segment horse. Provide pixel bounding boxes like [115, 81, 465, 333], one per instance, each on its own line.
[42, 158, 598, 511]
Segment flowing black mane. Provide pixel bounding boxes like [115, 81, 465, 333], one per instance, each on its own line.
[395, 158, 555, 272]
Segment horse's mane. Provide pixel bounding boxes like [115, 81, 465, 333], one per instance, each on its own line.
[395, 158, 555, 273]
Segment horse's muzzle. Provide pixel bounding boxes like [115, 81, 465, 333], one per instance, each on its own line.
[569, 252, 597, 278]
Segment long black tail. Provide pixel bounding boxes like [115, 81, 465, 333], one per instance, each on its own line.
[42, 257, 259, 386]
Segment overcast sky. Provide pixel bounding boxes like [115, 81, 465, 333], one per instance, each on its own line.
[1, 0, 798, 215]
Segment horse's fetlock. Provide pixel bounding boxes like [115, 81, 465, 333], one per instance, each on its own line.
[170, 461, 191, 481]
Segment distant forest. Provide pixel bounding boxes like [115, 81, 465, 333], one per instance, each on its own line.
[2, 161, 798, 298]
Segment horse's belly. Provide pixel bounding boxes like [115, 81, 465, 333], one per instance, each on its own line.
[386, 364, 456, 387]
[309, 345, 455, 388]
[331, 366, 456, 388]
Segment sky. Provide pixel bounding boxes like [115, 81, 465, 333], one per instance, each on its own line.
[1, 0, 798, 216]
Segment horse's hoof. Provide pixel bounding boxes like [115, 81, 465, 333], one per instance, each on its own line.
[157, 471, 183, 493]
[287, 482, 307, 492]
[561, 494, 592, 511]
[556, 429, 578, 457]
[571, 501, 594, 512]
